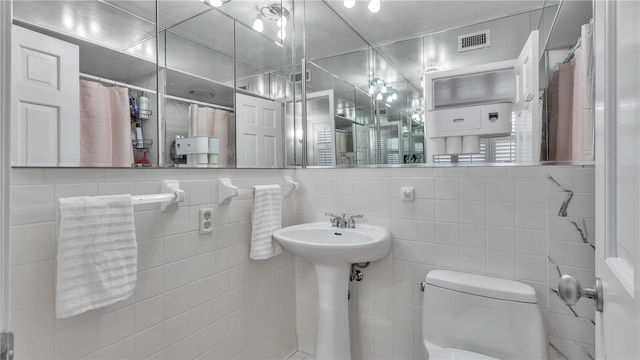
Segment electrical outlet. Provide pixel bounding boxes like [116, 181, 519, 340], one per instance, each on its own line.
[199, 208, 214, 234]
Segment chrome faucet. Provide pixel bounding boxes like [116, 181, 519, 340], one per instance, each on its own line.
[325, 213, 363, 228]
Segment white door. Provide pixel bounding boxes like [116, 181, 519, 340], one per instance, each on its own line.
[235, 93, 283, 168]
[513, 30, 540, 162]
[11, 25, 79, 166]
[593, 0, 640, 358]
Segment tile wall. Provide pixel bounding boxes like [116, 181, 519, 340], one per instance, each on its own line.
[293, 165, 595, 360]
[10, 168, 297, 360]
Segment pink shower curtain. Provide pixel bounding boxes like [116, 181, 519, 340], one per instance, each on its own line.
[79, 80, 133, 167]
[188, 104, 231, 166]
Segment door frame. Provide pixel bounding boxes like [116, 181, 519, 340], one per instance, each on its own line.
[0, 0, 12, 335]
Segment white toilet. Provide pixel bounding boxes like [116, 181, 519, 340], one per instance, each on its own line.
[422, 270, 547, 360]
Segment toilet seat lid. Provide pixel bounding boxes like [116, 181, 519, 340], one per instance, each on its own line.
[425, 270, 538, 303]
[429, 348, 498, 360]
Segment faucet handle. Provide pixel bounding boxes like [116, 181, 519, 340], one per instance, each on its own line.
[347, 214, 363, 228]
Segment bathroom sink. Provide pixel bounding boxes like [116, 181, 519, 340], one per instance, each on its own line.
[272, 222, 391, 359]
[272, 222, 391, 265]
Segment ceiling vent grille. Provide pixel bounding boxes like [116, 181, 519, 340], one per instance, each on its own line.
[458, 30, 490, 52]
[291, 70, 311, 83]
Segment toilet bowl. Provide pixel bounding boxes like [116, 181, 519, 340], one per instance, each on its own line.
[422, 270, 547, 360]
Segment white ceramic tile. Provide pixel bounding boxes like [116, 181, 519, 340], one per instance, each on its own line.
[547, 193, 595, 219]
[467, 167, 506, 178]
[412, 221, 435, 243]
[392, 198, 413, 220]
[435, 200, 459, 223]
[435, 245, 460, 269]
[164, 259, 189, 291]
[548, 217, 595, 244]
[435, 177, 459, 199]
[460, 201, 486, 225]
[459, 177, 486, 201]
[435, 222, 460, 246]
[55, 318, 100, 360]
[460, 248, 487, 274]
[515, 203, 547, 230]
[12, 296, 54, 344]
[460, 224, 486, 249]
[413, 177, 434, 199]
[98, 306, 134, 347]
[11, 260, 54, 306]
[189, 180, 211, 205]
[515, 178, 547, 204]
[548, 241, 595, 269]
[487, 251, 515, 278]
[485, 178, 514, 202]
[412, 199, 435, 221]
[413, 242, 436, 265]
[134, 323, 165, 360]
[10, 222, 55, 266]
[516, 229, 547, 255]
[487, 227, 515, 252]
[516, 254, 547, 282]
[135, 295, 165, 332]
[138, 238, 164, 271]
[547, 313, 595, 345]
[486, 202, 515, 227]
[134, 267, 164, 301]
[391, 219, 413, 241]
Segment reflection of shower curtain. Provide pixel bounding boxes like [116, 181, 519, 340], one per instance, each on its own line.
[572, 22, 595, 161]
[79, 80, 133, 167]
[188, 104, 231, 166]
[548, 21, 595, 161]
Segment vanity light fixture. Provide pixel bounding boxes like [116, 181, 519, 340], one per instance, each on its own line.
[376, 93, 383, 101]
[200, 0, 224, 7]
[278, 29, 286, 40]
[368, 0, 380, 13]
[253, 15, 264, 32]
[344, 0, 356, 8]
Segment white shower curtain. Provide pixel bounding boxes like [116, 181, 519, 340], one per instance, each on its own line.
[79, 80, 133, 167]
[187, 104, 231, 166]
[572, 22, 595, 161]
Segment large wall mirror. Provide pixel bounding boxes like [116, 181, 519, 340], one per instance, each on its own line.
[9, 0, 593, 169]
[10, 0, 295, 169]
[300, 0, 594, 167]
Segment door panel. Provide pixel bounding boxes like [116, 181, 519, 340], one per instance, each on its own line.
[235, 93, 283, 167]
[513, 30, 540, 162]
[595, 0, 640, 358]
[11, 25, 79, 166]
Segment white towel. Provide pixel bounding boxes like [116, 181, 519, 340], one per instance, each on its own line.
[56, 194, 137, 319]
[249, 185, 283, 260]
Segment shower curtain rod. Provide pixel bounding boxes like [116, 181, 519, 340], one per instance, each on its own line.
[79, 72, 234, 112]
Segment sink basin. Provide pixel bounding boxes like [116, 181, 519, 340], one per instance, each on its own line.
[272, 222, 391, 359]
[272, 222, 391, 265]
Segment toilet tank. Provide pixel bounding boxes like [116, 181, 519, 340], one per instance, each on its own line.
[422, 270, 547, 359]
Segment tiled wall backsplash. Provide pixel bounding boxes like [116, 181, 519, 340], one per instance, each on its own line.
[9, 165, 595, 360]
[294, 166, 595, 360]
[10, 168, 297, 360]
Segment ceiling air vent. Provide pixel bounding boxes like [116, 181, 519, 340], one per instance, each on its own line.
[458, 30, 490, 52]
[291, 69, 311, 83]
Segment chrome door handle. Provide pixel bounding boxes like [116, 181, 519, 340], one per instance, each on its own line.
[557, 274, 603, 312]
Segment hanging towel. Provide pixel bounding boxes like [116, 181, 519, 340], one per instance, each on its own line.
[56, 194, 137, 319]
[187, 105, 231, 165]
[249, 185, 283, 260]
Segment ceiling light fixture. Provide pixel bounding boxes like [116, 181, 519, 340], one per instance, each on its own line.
[344, 0, 356, 8]
[277, 15, 287, 28]
[278, 29, 286, 40]
[253, 15, 264, 33]
[376, 93, 383, 101]
[210, 0, 223, 7]
[368, 0, 380, 13]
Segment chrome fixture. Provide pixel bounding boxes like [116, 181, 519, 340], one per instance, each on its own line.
[369, 78, 397, 103]
[325, 213, 363, 228]
[252, 3, 290, 40]
[557, 274, 603, 312]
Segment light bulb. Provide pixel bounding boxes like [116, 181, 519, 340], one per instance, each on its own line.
[381, 86, 387, 94]
[344, 0, 356, 8]
[386, 96, 392, 103]
[369, 85, 374, 94]
[420, 78, 425, 88]
[278, 29, 286, 40]
[210, 0, 222, 7]
[277, 16, 287, 28]
[376, 93, 383, 101]
[392, 93, 397, 100]
[252, 16, 264, 33]
[368, 0, 380, 13]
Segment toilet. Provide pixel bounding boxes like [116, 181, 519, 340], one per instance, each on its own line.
[422, 270, 547, 360]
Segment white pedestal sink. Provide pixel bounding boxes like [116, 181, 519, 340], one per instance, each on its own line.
[272, 222, 392, 360]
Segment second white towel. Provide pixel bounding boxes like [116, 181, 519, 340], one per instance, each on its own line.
[250, 185, 283, 260]
[56, 194, 137, 319]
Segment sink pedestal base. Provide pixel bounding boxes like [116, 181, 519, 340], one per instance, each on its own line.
[314, 263, 351, 360]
